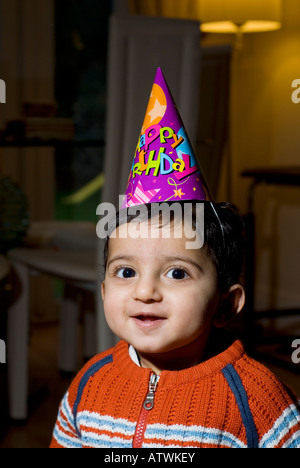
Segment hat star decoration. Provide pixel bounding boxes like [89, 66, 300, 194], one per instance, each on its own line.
[122, 67, 207, 208]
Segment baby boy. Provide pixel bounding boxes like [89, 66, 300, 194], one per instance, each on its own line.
[51, 69, 300, 448]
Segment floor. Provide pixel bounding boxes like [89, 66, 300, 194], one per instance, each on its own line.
[0, 323, 299, 448]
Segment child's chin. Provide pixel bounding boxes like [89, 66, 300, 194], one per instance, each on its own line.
[133, 340, 165, 354]
[134, 342, 170, 356]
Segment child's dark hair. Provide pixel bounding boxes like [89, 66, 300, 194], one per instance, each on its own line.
[103, 201, 246, 293]
[204, 202, 246, 292]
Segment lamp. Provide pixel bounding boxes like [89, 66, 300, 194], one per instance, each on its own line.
[198, 0, 282, 34]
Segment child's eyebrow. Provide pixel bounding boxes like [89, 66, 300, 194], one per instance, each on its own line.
[106, 255, 136, 268]
[162, 256, 204, 272]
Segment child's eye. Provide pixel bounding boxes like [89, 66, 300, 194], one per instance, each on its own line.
[166, 268, 188, 280]
[116, 267, 136, 279]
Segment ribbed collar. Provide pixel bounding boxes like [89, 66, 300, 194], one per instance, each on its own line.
[113, 338, 245, 388]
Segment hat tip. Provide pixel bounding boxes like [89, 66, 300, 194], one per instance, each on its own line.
[155, 66, 163, 77]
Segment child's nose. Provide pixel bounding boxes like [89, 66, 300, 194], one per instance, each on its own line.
[133, 275, 162, 303]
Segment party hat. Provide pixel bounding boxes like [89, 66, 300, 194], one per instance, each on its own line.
[122, 67, 207, 208]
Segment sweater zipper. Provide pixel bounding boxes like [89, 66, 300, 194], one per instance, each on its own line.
[132, 373, 159, 448]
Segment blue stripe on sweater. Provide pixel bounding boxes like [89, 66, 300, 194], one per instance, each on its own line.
[73, 354, 113, 436]
[222, 364, 259, 448]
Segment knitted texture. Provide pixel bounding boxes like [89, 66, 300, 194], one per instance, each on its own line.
[50, 340, 300, 448]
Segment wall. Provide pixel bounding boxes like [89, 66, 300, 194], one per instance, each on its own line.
[204, 0, 300, 318]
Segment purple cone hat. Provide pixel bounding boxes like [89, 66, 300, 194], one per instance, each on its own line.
[122, 67, 207, 208]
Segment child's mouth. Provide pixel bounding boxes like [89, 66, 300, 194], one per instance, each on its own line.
[132, 314, 166, 327]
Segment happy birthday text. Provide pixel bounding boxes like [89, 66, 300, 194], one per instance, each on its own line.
[131, 124, 197, 180]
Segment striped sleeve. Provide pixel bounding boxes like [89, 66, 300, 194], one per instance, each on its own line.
[235, 356, 300, 448]
[50, 349, 114, 448]
[50, 390, 82, 448]
[259, 401, 300, 448]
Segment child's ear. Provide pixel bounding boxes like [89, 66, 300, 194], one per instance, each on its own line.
[214, 284, 245, 328]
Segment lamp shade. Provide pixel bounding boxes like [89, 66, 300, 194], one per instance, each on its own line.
[198, 0, 282, 33]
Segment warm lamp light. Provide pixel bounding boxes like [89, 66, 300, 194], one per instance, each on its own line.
[128, 0, 282, 38]
[198, 0, 282, 34]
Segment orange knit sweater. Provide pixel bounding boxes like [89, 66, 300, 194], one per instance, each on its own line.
[51, 339, 300, 448]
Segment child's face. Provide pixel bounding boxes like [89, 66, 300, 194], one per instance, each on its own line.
[101, 219, 222, 370]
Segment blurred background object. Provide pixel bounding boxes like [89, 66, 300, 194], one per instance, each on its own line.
[0, 176, 29, 254]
